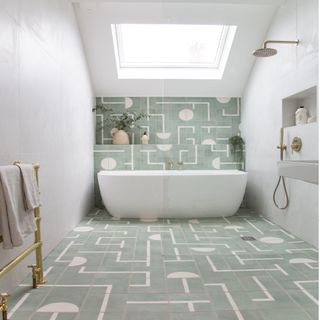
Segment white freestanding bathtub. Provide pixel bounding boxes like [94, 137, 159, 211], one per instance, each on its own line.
[98, 170, 247, 219]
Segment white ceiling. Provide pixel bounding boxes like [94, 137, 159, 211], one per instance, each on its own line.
[73, 1, 282, 97]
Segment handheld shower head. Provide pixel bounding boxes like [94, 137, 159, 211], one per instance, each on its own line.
[253, 40, 299, 58]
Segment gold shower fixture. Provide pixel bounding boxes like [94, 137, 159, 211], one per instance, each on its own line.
[276, 127, 287, 161]
[253, 40, 299, 57]
[291, 136, 302, 152]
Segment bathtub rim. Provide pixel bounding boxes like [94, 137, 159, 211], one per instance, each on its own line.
[98, 170, 247, 177]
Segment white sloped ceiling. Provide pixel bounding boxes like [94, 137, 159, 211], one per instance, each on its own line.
[73, 0, 282, 97]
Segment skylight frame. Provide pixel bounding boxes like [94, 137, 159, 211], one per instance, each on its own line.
[111, 23, 237, 80]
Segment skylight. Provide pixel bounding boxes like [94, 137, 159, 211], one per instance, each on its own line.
[111, 24, 237, 80]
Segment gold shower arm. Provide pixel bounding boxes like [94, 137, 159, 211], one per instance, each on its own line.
[263, 40, 299, 48]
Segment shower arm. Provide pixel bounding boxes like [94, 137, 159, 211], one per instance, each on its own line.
[263, 40, 299, 49]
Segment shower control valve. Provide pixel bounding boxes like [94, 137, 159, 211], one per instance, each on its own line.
[291, 137, 302, 153]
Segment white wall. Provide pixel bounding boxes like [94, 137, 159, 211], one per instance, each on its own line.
[0, 0, 95, 291]
[242, 0, 318, 247]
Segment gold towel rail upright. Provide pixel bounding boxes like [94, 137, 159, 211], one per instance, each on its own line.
[0, 162, 46, 320]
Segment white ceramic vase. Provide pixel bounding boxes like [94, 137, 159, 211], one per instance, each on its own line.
[295, 106, 308, 125]
[112, 129, 129, 145]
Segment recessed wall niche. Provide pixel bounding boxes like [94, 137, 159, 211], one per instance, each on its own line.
[282, 86, 317, 128]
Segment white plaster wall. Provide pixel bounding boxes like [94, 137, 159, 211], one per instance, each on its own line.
[242, 0, 318, 247]
[0, 0, 95, 291]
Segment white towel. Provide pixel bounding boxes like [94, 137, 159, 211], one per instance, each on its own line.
[0, 166, 36, 249]
[15, 164, 41, 210]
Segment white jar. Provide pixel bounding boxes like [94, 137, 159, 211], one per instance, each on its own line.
[295, 106, 308, 125]
[141, 132, 149, 145]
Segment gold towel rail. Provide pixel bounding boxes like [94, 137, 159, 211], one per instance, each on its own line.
[0, 162, 46, 320]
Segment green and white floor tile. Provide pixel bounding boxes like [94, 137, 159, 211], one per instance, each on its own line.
[7, 208, 318, 320]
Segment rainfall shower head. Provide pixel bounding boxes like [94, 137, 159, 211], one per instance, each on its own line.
[253, 40, 299, 58]
[253, 47, 278, 57]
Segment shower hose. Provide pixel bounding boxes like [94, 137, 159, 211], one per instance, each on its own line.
[273, 176, 289, 210]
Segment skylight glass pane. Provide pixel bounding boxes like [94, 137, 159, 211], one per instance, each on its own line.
[111, 23, 237, 79]
[116, 24, 225, 67]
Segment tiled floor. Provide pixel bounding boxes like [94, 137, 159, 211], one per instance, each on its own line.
[7, 208, 318, 320]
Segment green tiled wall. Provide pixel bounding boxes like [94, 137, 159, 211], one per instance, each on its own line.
[94, 97, 244, 205]
[96, 97, 241, 145]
